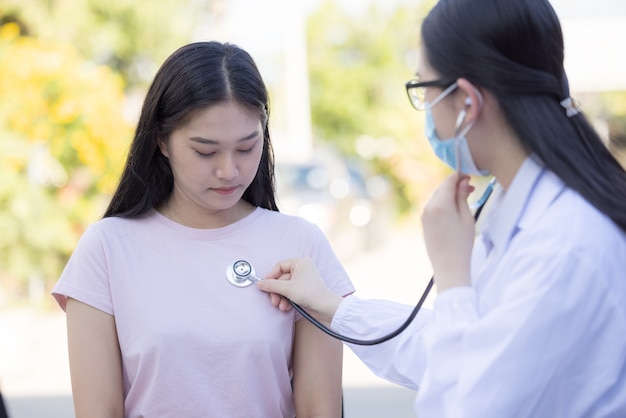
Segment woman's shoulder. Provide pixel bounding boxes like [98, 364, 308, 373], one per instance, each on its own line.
[93, 211, 153, 227]
[257, 208, 322, 231]
[83, 211, 159, 239]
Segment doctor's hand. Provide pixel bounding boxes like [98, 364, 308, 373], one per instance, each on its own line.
[258, 258, 342, 324]
[421, 173, 476, 293]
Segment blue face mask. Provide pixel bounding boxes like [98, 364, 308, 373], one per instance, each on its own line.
[424, 85, 489, 176]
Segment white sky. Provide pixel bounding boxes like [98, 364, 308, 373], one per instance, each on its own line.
[192, 0, 626, 158]
[203, 0, 626, 93]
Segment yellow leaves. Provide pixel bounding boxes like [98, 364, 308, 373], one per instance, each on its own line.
[70, 130, 105, 173]
[0, 29, 132, 193]
[50, 96, 80, 124]
[601, 92, 626, 116]
[0, 27, 133, 288]
[0, 21, 20, 41]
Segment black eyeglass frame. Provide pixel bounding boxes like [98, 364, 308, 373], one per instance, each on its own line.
[405, 78, 456, 110]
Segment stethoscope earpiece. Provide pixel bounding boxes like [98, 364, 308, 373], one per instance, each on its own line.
[455, 109, 468, 133]
[226, 260, 262, 287]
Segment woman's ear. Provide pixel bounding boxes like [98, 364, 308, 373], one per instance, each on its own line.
[456, 78, 483, 125]
[158, 138, 169, 158]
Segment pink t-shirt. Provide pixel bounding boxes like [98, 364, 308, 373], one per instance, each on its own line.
[52, 208, 355, 418]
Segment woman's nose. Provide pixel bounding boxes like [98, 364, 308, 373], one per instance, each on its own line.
[215, 155, 238, 180]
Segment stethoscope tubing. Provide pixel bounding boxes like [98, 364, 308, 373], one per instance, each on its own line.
[289, 176, 496, 346]
[289, 277, 435, 345]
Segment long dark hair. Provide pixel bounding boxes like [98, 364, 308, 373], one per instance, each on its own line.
[422, 0, 626, 233]
[104, 41, 278, 218]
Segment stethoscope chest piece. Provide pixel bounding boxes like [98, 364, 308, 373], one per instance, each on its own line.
[226, 260, 259, 287]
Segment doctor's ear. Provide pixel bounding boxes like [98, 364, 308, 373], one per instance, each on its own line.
[457, 78, 483, 122]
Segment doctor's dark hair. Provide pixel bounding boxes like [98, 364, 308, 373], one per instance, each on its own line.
[421, 0, 626, 233]
[104, 41, 278, 218]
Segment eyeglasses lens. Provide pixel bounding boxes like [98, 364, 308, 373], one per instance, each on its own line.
[408, 86, 426, 110]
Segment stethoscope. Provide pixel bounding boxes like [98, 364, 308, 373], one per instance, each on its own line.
[226, 177, 496, 346]
[226, 259, 264, 287]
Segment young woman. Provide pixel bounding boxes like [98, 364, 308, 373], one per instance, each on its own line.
[52, 41, 354, 418]
[258, 0, 626, 416]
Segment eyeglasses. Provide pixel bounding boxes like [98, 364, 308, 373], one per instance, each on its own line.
[405, 79, 456, 110]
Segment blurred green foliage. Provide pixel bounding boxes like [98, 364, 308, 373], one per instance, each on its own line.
[0, 0, 201, 88]
[1, 0, 625, 304]
[0, 0, 204, 303]
[306, 0, 446, 214]
[0, 22, 131, 301]
[602, 93, 626, 168]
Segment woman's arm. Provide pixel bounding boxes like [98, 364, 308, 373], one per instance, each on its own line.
[292, 317, 343, 418]
[66, 298, 124, 418]
[260, 258, 431, 390]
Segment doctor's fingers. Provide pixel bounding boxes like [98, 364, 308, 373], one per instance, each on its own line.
[422, 174, 473, 220]
[258, 260, 329, 310]
[267, 291, 293, 311]
[456, 175, 475, 219]
[261, 288, 294, 312]
[264, 257, 312, 280]
[421, 175, 474, 252]
[256, 279, 301, 311]
[258, 277, 296, 300]
[278, 296, 292, 312]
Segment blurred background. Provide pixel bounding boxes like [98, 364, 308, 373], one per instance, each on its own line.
[0, 0, 625, 416]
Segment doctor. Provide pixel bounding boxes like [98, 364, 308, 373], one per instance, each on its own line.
[258, 0, 626, 416]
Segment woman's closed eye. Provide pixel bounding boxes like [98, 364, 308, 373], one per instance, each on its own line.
[195, 145, 255, 157]
[195, 150, 216, 157]
[238, 146, 255, 154]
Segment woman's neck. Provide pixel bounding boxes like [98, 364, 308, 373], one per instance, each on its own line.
[158, 199, 255, 229]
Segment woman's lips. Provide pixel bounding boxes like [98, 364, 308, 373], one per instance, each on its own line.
[213, 187, 238, 195]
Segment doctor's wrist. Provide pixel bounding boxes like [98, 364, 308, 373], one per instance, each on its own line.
[435, 273, 471, 293]
[312, 292, 343, 325]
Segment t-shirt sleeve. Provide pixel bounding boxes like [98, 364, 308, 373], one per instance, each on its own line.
[51, 223, 114, 315]
[306, 223, 355, 298]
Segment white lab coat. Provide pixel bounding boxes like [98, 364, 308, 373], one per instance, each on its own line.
[332, 157, 626, 417]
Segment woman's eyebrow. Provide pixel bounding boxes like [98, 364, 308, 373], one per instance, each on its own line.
[190, 130, 260, 145]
